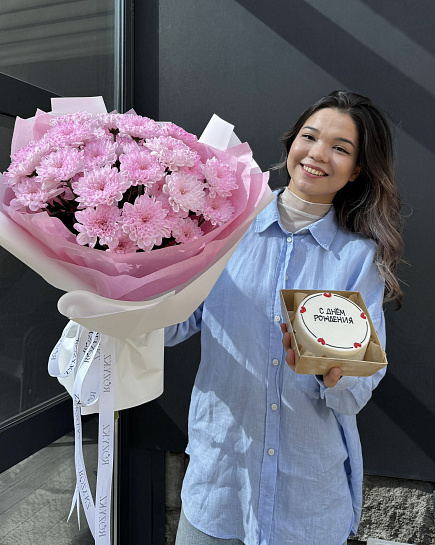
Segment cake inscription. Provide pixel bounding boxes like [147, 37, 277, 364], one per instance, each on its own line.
[313, 314, 354, 324]
[313, 307, 354, 324]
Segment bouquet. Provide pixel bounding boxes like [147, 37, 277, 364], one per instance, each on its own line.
[0, 96, 274, 544]
[4, 102, 241, 254]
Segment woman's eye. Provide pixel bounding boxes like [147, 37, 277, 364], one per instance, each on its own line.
[301, 133, 315, 141]
[334, 146, 350, 154]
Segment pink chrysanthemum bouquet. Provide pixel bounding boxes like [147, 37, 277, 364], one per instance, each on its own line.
[0, 97, 273, 545]
[4, 110, 240, 253]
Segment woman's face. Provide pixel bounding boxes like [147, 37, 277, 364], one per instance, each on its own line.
[286, 108, 361, 204]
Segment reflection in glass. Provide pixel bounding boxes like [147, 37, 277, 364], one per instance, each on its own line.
[0, 114, 15, 173]
[0, 249, 68, 426]
[0, 0, 120, 111]
[0, 100, 69, 427]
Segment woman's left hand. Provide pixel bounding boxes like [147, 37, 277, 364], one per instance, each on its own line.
[322, 367, 342, 388]
[280, 323, 296, 370]
[280, 323, 342, 388]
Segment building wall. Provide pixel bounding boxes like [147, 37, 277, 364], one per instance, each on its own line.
[145, 0, 435, 481]
[130, 1, 435, 542]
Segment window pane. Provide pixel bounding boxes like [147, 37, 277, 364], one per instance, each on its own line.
[0, 248, 68, 425]
[0, 0, 120, 111]
[0, 114, 15, 173]
[0, 112, 68, 428]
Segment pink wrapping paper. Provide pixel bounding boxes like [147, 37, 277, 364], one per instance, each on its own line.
[1, 102, 273, 303]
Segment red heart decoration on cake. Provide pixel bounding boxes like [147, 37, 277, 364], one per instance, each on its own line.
[360, 312, 366, 319]
[317, 338, 326, 345]
[323, 293, 332, 298]
[354, 342, 362, 348]
[300, 306, 306, 313]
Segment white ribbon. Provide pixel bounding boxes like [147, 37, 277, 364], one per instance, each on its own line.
[49, 323, 116, 544]
[95, 335, 115, 545]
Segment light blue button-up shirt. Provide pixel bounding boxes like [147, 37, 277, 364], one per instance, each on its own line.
[165, 191, 386, 545]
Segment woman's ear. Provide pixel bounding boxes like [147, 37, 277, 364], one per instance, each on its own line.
[349, 165, 361, 182]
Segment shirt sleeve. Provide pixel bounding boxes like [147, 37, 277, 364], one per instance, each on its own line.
[164, 303, 203, 347]
[315, 241, 387, 416]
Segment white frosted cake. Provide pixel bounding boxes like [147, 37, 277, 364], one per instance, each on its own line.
[292, 292, 370, 360]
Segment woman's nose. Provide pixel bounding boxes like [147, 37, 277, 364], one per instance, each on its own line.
[308, 142, 328, 162]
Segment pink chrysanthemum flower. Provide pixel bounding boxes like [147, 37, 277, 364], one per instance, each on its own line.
[147, 176, 166, 198]
[73, 166, 131, 207]
[82, 137, 117, 170]
[163, 171, 205, 214]
[172, 217, 203, 244]
[51, 112, 92, 126]
[201, 193, 235, 226]
[4, 140, 52, 186]
[155, 194, 189, 228]
[106, 233, 138, 254]
[151, 185, 189, 227]
[201, 157, 238, 198]
[89, 125, 108, 142]
[115, 135, 141, 157]
[179, 153, 204, 180]
[95, 113, 124, 132]
[119, 149, 166, 187]
[121, 195, 172, 251]
[12, 139, 52, 169]
[162, 123, 200, 151]
[2, 172, 29, 190]
[145, 136, 199, 171]
[9, 178, 64, 212]
[36, 147, 84, 189]
[74, 204, 122, 248]
[117, 114, 163, 140]
[44, 116, 92, 148]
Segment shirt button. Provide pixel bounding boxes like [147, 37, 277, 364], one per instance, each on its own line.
[285, 275, 289, 281]
[272, 359, 279, 366]
[274, 315, 281, 322]
[268, 448, 275, 456]
[287, 235, 292, 243]
[271, 403, 278, 411]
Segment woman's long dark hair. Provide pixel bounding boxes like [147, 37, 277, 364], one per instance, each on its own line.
[278, 90, 404, 308]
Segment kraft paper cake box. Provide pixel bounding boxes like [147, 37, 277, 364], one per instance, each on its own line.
[280, 289, 387, 377]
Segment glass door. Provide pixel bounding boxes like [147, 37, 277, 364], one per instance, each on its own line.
[0, 1, 130, 541]
[0, 77, 71, 473]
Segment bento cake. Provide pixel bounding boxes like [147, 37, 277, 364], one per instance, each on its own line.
[292, 292, 370, 360]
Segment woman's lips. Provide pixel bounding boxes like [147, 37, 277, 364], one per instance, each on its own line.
[301, 164, 327, 177]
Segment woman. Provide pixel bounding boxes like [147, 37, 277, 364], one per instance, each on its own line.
[165, 90, 403, 545]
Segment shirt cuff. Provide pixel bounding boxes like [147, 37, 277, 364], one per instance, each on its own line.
[315, 375, 359, 397]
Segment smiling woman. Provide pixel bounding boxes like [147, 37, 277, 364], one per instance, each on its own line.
[165, 90, 405, 545]
[286, 108, 361, 204]
[279, 90, 403, 308]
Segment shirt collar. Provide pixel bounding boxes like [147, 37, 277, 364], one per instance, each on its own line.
[254, 189, 339, 251]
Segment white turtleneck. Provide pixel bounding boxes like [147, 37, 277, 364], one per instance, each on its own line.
[277, 188, 332, 233]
